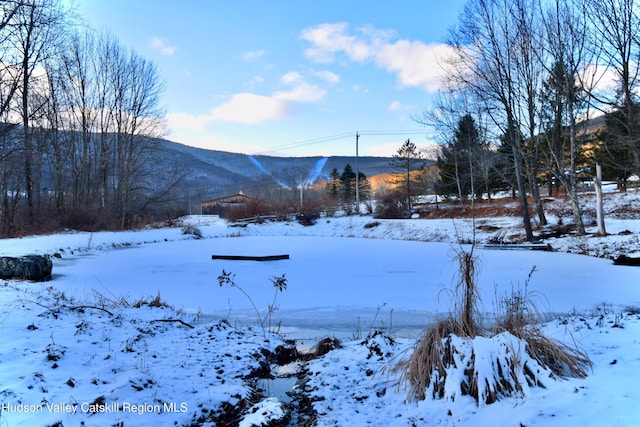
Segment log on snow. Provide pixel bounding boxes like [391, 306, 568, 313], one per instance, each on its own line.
[211, 254, 290, 262]
[482, 244, 551, 251]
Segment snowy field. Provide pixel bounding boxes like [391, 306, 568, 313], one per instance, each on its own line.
[1, 191, 639, 426]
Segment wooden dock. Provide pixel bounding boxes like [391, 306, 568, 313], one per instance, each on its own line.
[482, 244, 551, 251]
[211, 254, 290, 262]
[613, 255, 640, 266]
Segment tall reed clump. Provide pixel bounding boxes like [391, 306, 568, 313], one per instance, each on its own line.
[397, 248, 591, 405]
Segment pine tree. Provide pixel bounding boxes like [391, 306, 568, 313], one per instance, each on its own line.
[390, 139, 424, 211]
[437, 114, 496, 201]
[325, 168, 342, 200]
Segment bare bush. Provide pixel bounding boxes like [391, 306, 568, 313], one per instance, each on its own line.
[181, 224, 203, 239]
[373, 190, 410, 219]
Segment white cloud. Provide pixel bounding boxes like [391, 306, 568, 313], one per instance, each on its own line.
[168, 71, 327, 129]
[247, 75, 265, 87]
[281, 71, 303, 85]
[314, 70, 340, 83]
[166, 111, 209, 132]
[242, 49, 266, 62]
[388, 100, 413, 112]
[301, 22, 372, 63]
[300, 23, 454, 93]
[580, 62, 620, 97]
[210, 93, 288, 124]
[377, 41, 451, 92]
[275, 82, 326, 103]
[167, 129, 264, 153]
[150, 37, 176, 56]
[207, 73, 326, 123]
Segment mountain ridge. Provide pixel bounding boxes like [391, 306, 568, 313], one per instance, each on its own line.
[155, 137, 427, 199]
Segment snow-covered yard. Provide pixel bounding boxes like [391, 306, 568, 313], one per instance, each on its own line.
[1, 191, 639, 426]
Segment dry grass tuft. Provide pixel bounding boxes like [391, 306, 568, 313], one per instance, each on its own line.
[520, 331, 591, 379]
[133, 292, 173, 309]
[493, 267, 592, 379]
[397, 318, 456, 401]
[398, 251, 592, 404]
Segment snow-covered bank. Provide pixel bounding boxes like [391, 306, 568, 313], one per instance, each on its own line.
[1, 192, 639, 426]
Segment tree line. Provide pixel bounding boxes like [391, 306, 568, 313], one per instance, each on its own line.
[0, 0, 168, 237]
[420, 0, 640, 241]
[3, 0, 638, 239]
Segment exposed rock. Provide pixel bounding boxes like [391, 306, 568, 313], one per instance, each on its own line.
[0, 255, 52, 281]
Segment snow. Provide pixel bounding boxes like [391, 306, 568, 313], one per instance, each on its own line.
[1, 191, 640, 426]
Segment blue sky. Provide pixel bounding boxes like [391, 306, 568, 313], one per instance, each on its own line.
[76, 1, 467, 157]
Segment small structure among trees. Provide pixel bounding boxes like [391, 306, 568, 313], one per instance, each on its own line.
[201, 192, 252, 218]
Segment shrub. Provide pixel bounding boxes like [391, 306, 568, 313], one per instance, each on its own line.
[397, 250, 591, 404]
[296, 211, 319, 226]
[181, 224, 203, 239]
[373, 190, 409, 219]
[133, 292, 173, 309]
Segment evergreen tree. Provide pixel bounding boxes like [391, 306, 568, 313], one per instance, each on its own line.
[325, 168, 341, 200]
[339, 163, 368, 203]
[340, 164, 356, 204]
[390, 139, 424, 211]
[325, 164, 369, 214]
[437, 114, 496, 200]
[597, 105, 640, 187]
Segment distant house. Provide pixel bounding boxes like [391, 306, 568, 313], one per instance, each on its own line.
[201, 192, 252, 217]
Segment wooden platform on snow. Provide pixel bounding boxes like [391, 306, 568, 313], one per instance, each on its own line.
[482, 244, 552, 251]
[211, 254, 290, 262]
[613, 255, 640, 266]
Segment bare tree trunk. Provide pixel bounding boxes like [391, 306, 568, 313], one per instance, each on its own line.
[511, 133, 534, 241]
[567, 101, 586, 235]
[595, 162, 606, 236]
[22, 28, 34, 221]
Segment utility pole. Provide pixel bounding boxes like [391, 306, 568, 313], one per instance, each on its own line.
[355, 132, 359, 214]
[595, 162, 606, 236]
[299, 174, 304, 208]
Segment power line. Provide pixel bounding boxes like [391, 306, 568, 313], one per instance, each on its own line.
[357, 129, 427, 136]
[249, 129, 428, 156]
[251, 132, 354, 154]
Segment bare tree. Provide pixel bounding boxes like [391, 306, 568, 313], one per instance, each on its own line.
[0, 1, 22, 122]
[540, 0, 593, 235]
[10, 0, 67, 221]
[38, 28, 166, 228]
[0, 1, 24, 235]
[512, 0, 547, 226]
[59, 30, 100, 211]
[108, 46, 166, 226]
[448, 0, 534, 240]
[587, 0, 640, 177]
